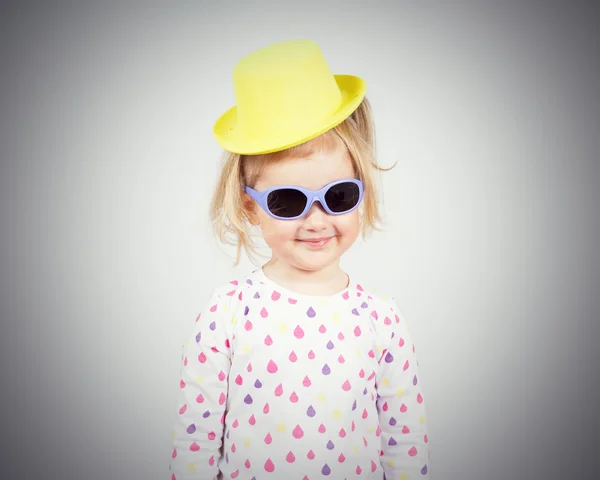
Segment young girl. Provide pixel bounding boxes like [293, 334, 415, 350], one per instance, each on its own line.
[169, 39, 430, 479]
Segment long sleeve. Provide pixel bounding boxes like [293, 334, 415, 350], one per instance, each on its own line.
[169, 288, 232, 480]
[376, 299, 431, 479]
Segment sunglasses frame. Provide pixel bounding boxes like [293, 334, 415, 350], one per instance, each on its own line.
[245, 178, 364, 220]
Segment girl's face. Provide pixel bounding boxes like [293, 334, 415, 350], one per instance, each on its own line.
[245, 146, 360, 274]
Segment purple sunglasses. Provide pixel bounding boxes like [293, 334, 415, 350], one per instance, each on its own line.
[245, 178, 364, 220]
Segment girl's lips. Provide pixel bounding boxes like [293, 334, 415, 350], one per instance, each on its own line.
[297, 237, 333, 248]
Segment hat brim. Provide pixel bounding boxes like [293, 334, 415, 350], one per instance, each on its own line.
[212, 74, 366, 155]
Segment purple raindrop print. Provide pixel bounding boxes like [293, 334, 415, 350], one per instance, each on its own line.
[421, 465, 428, 475]
[388, 437, 397, 446]
[326, 440, 334, 450]
[361, 301, 368, 308]
[209, 321, 216, 331]
[326, 340, 334, 350]
[246, 279, 253, 285]
[307, 306, 316, 318]
[322, 364, 331, 375]
[352, 400, 357, 411]
[413, 374, 418, 385]
[203, 410, 210, 418]
[322, 464, 331, 475]
[254, 292, 260, 299]
[307, 405, 316, 417]
[351, 308, 359, 316]
[389, 417, 397, 426]
[244, 394, 253, 404]
[254, 379, 262, 388]
[244, 306, 249, 316]
[385, 352, 394, 363]
[195, 332, 201, 343]
[186, 423, 196, 434]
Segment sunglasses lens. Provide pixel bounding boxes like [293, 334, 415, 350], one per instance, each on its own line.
[325, 182, 361, 213]
[267, 189, 307, 218]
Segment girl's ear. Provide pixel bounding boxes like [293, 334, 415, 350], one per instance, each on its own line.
[242, 192, 259, 226]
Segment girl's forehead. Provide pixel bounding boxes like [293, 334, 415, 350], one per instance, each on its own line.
[255, 148, 354, 190]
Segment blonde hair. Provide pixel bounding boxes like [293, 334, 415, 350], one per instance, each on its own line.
[209, 96, 398, 266]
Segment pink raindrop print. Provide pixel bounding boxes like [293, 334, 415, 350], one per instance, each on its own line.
[264, 433, 272, 444]
[356, 465, 362, 475]
[338, 355, 345, 363]
[293, 425, 304, 439]
[264, 335, 273, 346]
[263, 402, 270, 414]
[342, 380, 351, 391]
[303, 375, 311, 387]
[371, 460, 377, 472]
[249, 414, 256, 425]
[400, 403, 408, 413]
[408, 446, 418, 456]
[260, 307, 269, 318]
[402, 425, 410, 434]
[264, 458, 275, 472]
[198, 352, 207, 363]
[289, 350, 298, 362]
[272, 290, 281, 301]
[235, 375, 243, 385]
[417, 392, 424, 403]
[307, 449, 315, 460]
[286, 451, 296, 463]
[190, 441, 200, 452]
[403, 359, 410, 371]
[294, 326, 304, 338]
[267, 360, 278, 373]
[244, 319, 253, 331]
[308, 349, 315, 359]
[290, 391, 299, 403]
[274, 384, 283, 397]
[319, 324, 326, 333]
[318, 423, 326, 433]
[354, 326, 361, 337]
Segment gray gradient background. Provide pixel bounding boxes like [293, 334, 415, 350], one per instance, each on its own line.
[1, 1, 598, 479]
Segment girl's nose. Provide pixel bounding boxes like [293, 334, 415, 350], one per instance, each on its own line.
[303, 200, 328, 227]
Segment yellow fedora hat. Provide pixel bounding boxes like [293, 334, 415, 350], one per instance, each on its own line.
[212, 39, 366, 155]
